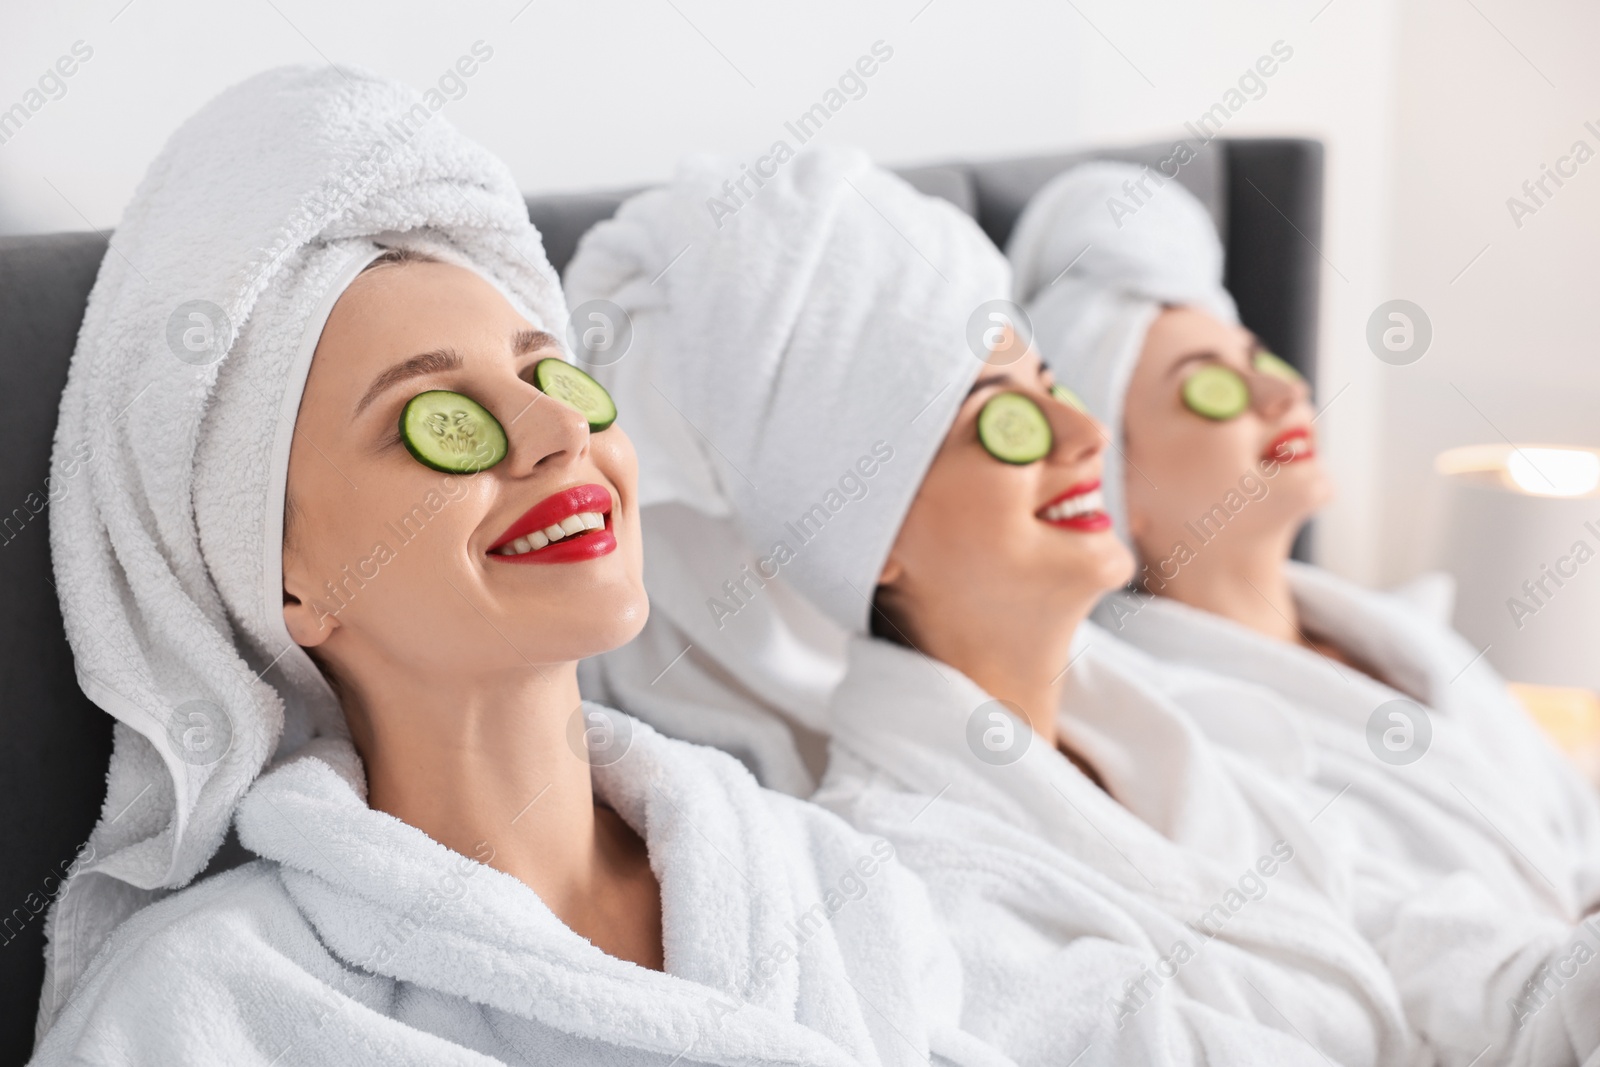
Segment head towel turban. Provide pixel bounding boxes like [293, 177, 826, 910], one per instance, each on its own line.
[566, 144, 1013, 638]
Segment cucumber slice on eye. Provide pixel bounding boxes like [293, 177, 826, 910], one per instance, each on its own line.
[1050, 382, 1089, 413]
[400, 390, 508, 473]
[1252, 349, 1303, 384]
[533, 357, 617, 432]
[978, 392, 1053, 464]
[1181, 365, 1250, 421]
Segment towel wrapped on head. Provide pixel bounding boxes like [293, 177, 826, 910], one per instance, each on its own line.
[1007, 161, 1237, 540]
[568, 145, 1012, 639]
[39, 63, 567, 1035]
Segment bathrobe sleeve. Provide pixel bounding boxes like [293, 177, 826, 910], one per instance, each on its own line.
[27, 863, 496, 1067]
[817, 766, 1344, 1067]
[1353, 861, 1600, 1067]
[759, 791, 1020, 1067]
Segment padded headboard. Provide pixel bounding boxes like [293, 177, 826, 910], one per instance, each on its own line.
[0, 136, 1321, 1060]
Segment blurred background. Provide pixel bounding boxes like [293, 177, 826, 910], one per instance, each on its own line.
[4, 0, 1598, 743]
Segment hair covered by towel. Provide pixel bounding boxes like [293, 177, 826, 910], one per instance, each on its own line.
[564, 145, 1013, 637]
[38, 64, 568, 1036]
[1006, 161, 1238, 540]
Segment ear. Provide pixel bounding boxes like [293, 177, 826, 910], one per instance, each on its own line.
[282, 558, 336, 649]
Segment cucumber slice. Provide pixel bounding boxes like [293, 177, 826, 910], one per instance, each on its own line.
[400, 390, 508, 473]
[1049, 382, 1089, 414]
[978, 392, 1053, 464]
[1252, 349, 1302, 384]
[1182, 365, 1249, 420]
[533, 357, 617, 432]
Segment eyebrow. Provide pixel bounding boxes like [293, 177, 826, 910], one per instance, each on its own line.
[1165, 335, 1264, 379]
[965, 363, 1050, 399]
[354, 328, 560, 417]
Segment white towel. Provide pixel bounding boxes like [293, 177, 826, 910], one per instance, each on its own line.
[29, 709, 1012, 1067]
[38, 64, 570, 1036]
[564, 146, 1009, 790]
[813, 629, 1417, 1067]
[1006, 161, 1237, 538]
[1097, 561, 1600, 1064]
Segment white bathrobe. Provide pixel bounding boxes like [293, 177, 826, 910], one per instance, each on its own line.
[1096, 562, 1600, 1065]
[812, 633, 1418, 1067]
[29, 708, 1011, 1067]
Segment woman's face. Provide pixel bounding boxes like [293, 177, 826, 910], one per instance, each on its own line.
[281, 257, 646, 686]
[879, 330, 1135, 638]
[1121, 306, 1331, 562]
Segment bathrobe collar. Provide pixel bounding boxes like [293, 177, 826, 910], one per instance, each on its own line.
[822, 633, 1414, 1062]
[235, 708, 897, 1067]
[1100, 562, 1588, 917]
[828, 632, 1354, 925]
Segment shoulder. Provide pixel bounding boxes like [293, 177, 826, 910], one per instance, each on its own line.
[32, 861, 375, 1065]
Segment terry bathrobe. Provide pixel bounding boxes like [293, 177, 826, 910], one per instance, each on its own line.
[1096, 569, 1600, 1067]
[813, 630, 1418, 1067]
[564, 145, 1419, 1067]
[32, 66, 1010, 1067]
[32, 719, 1005, 1067]
[1007, 161, 1600, 1066]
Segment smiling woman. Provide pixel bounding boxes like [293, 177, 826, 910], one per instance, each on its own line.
[30, 66, 1006, 1067]
[1013, 159, 1600, 1064]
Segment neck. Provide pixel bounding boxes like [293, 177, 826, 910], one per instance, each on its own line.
[911, 593, 1091, 750]
[1139, 525, 1302, 644]
[340, 653, 606, 918]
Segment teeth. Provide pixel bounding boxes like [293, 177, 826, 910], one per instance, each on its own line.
[1274, 436, 1309, 458]
[1042, 490, 1104, 522]
[496, 512, 607, 556]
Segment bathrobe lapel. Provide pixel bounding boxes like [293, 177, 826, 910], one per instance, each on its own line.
[1102, 565, 1598, 920]
[822, 635, 1412, 1065]
[238, 714, 918, 1067]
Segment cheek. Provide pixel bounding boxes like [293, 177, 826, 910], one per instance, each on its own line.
[1128, 409, 1257, 511]
[904, 454, 1037, 569]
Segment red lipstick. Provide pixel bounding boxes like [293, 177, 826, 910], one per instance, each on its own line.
[1037, 478, 1113, 532]
[1263, 427, 1315, 464]
[488, 483, 616, 565]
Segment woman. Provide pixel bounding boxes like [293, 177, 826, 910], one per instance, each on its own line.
[1008, 161, 1600, 1065]
[30, 67, 1010, 1067]
[566, 145, 1415, 1067]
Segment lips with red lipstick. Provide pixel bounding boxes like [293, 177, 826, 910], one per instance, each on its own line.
[488, 483, 616, 564]
[1037, 479, 1113, 532]
[1263, 427, 1315, 465]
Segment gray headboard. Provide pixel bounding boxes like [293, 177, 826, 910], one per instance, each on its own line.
[0, 136, 1321, 1059]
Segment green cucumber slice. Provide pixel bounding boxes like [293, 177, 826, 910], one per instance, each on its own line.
[1252, 349, 1302, 384]
[1049, 382, 1089, 414]
[1182, 365, 1249, 420]
[978, 392, 1053, 464]
[400, 390, 508, 473]
[533, 357, 617, 432]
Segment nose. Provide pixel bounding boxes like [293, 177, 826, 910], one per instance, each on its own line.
[496, 368, 593, 478]
[1248, 365, 1308, 421]
[1047, 396, 1108, 468]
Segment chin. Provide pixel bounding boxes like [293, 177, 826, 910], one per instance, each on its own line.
[1054, 534, 1137, 601]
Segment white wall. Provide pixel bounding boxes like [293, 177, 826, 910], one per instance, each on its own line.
[2, 0, 1407, 581]
[1384, 0, 1600, 584]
